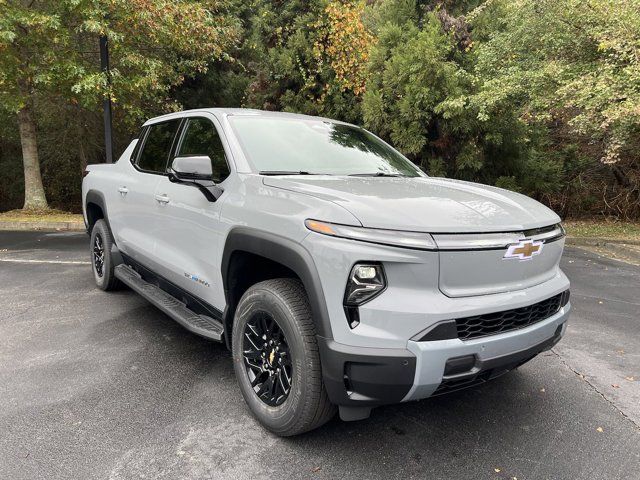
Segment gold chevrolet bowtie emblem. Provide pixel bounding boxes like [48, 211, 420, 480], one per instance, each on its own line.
[504, 239, 544, 261]
[268, 349, 275, 366]
[513, 242, 540, 257]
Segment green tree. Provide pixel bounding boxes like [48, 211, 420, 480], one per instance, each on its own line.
[0, 0, 237, 210]
[240, 0, 371, 123]
[454, 0, 640, 216]
[466, 0, 640, 167]
[361, 0, 527, 187]
[362, 7, 466, 160]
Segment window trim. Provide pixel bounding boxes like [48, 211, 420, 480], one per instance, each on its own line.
[129, 126, 148, 166]
[173, 116, 232, 183]
[133, 119, 183, 176]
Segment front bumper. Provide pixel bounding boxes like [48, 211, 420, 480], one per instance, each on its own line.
[318, 338, 417, 407]
[319, 302, 570, 407]
[405, 302, 570, 400]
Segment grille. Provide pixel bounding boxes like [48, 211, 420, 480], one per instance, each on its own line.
[433, 373, 490, 396]
[455, 290, 569, 340]
[432, 354, 536, 396]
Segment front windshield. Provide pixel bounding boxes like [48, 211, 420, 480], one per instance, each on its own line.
[229, 116, 422, 176]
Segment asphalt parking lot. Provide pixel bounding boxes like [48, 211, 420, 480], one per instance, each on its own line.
[1, 231, 639, 480]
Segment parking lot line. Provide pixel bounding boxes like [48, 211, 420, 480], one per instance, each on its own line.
[0, 258, 90, 265]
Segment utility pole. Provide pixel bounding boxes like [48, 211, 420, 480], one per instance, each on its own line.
[100, 34, 113, 164]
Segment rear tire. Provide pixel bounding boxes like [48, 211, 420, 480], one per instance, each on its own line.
[232, 278, 336, 436]
[90, 219, 121, 291]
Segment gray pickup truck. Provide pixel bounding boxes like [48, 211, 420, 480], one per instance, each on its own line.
[82, 108, 571, 436]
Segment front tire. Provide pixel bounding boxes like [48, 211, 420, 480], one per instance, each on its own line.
[90, 219, 121, 291]
[232, 278, 336, 436]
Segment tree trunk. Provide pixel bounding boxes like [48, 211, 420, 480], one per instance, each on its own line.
[17, 103, 48, 210]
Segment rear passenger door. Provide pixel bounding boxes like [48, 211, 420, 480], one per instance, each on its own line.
[118, 119, 181, 268]
[152, 115, 232, 310]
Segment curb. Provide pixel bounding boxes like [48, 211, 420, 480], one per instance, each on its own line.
[566, 236, 640, 247]
[566, 237, 640, 265]
[0, 221, 85, 232]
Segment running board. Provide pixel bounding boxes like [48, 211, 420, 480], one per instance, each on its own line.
[114, 264, 224, 341]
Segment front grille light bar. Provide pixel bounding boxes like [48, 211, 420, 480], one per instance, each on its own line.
[432, 223, 565, 251]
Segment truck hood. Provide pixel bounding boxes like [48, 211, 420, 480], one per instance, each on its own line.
[262, 176, 560, 233]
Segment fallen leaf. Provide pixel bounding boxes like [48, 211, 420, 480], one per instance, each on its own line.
[596, 427, 604, 433]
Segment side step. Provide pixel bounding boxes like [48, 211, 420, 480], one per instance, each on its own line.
[114, 264, 224, 341]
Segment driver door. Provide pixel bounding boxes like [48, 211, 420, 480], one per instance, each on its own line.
[153, 115, 232, 310]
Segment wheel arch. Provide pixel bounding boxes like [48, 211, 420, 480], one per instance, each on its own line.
[85, 190, 109, 234]
[221, 227, 333, 349]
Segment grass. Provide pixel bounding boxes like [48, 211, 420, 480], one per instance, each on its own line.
[563, 220, 640, 240]
[0, 209, 83, 223]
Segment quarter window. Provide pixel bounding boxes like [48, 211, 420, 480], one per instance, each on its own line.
[136, 120, 181, 173]
[177, 118, 230, 182]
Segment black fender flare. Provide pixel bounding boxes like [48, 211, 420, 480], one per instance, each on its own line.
[85, 190, 109, 233]
[221, 227, 334, 342]
[85, 189, 122, 266]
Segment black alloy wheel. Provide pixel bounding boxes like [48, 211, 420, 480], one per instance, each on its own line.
[90, 219, 121, 291]
[232, 278, 336, 435]
[93, 233, 105, 278]
[242, 311, 292, 406]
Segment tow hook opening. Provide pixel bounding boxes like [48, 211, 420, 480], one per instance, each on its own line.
[443, 354, 478, 377]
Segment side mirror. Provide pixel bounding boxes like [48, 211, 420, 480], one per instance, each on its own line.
[170, 155, 213, 181]
[168, 155, 223, 202]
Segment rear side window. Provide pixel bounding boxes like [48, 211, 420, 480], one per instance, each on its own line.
[177, 118, 231, 182]
[137, 120, 181, 173]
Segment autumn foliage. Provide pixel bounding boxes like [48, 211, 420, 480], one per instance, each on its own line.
[313, 0, 374, 96]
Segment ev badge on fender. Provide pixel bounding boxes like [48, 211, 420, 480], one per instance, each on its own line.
[503, 239, 544, 261]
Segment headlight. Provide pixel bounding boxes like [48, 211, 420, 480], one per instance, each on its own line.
[343, 263, 387, 329]
[305, 219, 436, 250]
[344, 263, 386, 306]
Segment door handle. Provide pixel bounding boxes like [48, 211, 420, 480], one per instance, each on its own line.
[154, 194, 170, 204]
[118, 186, 129, 195]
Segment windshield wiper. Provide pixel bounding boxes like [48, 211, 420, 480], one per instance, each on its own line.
[259, 170, 327, 176]
[348, 172, 407, 177]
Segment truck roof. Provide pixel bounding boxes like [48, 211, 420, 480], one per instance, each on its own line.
[142, 108, 347, 127]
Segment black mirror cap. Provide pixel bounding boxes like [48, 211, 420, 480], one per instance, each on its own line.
[170, 155, 213, 181]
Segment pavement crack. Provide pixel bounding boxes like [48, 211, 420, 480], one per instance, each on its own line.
[550, 348, 640, 430]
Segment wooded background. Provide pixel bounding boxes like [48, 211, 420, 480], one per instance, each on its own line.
[1, 0, 639, 218]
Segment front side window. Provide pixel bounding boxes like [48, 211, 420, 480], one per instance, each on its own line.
[136, 120, 181, 173]
[228, 116, 421, 177]
[177, 118, 230, 182]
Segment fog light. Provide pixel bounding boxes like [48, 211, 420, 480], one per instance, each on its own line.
[344, 263, 386, 307]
